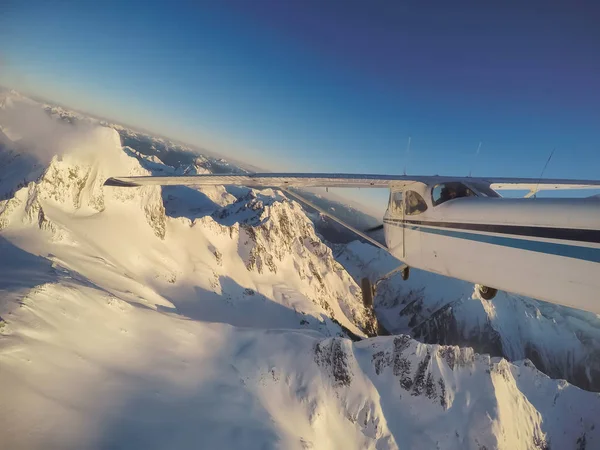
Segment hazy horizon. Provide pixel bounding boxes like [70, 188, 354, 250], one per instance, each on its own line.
[0, 84, 387, 217]
[2, 1, 599, 212]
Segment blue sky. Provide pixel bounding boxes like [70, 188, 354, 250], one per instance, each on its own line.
[1, 0, 599, 212]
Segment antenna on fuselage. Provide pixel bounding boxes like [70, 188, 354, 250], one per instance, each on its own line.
[403, 136, 411, 176]
[532, 148, 556, 198]
[468, 141, 482, 177]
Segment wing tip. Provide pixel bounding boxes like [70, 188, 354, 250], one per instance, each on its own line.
[103, 177, 140, 187]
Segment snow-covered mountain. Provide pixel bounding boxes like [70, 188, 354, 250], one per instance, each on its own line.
[336, 240, 600, 394]
[1, 90, 599, 449]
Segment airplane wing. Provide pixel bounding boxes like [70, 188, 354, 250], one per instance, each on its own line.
[490, 181, 600, 197]
[104, 173, 600, 193]
[104, 173, 416, 188]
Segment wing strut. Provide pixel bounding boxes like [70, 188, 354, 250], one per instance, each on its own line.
[281, 188, 388, 250]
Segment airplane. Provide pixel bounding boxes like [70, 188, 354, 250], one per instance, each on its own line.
[105, 173, 600, 315]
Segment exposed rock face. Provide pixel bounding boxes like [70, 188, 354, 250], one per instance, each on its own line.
[412, 300, 504, 357]
[197, 190, 380, 337]
[306, 333, 596, 450]
[315, 338, 353, 387]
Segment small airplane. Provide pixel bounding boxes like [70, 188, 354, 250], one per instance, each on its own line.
[105, 173, 600, 315]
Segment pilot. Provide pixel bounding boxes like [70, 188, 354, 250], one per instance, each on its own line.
[456, 184, 468, 198]
[457, 184, 475, 198]
[439, 185, 457, 204]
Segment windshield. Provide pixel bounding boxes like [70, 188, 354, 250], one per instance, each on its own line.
[405, 190, 428, 215]
[468, 182, 501, 198]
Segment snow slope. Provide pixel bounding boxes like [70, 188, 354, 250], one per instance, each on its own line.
[1, 90, 599, 449]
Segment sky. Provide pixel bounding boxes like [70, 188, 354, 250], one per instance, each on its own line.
[1, 0, 599, 213]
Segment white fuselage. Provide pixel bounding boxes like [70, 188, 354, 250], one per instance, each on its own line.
[383, 182, 600, 314]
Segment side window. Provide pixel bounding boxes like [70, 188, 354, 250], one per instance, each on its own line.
[432, 182, 476, 206]
[405, 191, 428, 215]
[392, 191, 403, 214]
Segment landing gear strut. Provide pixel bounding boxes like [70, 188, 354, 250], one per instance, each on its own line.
[477, 285, 498, 300]
[361, 278, 374, 308]
[401, 266, 410, 280]
[360, 264, 409, 307]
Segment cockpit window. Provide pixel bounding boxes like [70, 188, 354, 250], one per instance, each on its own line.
[432, 182, 476, 206]
[405, 191, 428, 215]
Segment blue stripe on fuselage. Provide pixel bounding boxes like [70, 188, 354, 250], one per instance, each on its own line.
[383, 219, 600, 264]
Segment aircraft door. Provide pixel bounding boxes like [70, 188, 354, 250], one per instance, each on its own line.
[384, 190, 405, 255]
[403, 190, 428, 263]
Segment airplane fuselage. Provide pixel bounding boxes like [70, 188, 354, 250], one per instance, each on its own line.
[383, 181, 600, 313]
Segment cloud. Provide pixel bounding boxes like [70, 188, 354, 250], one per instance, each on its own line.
[0, 93, 98, 164]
